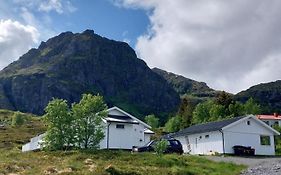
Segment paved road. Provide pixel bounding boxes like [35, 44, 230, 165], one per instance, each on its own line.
[205, 156, 281, 175]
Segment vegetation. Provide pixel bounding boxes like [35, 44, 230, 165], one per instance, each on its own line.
[145, 114, 159, 129]
[44, 94, 107, 150]
[153, 140, 168, 156]
[0, 149, 245, 175]
[44, 99, 74, 150]
[11, 111, 25, 127]
[164, 91, 262, 133]
[164, 115, 182, 132]
[72, 94, 107, 149]
[0, 108, 246, 175]
[0, 110, 45, 150]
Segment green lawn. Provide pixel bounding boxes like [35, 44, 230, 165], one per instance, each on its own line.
[0, 109, 246, 175]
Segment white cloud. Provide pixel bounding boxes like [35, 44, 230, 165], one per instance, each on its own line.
[0, 19, 39, 69]
[13, 0, 76, 14]
[115, 0, 281, 93]
[39, 0, 63, 14]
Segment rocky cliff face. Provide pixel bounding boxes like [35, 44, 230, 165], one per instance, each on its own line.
[152, 68, 217, 98]
[0, 30, 180, 119]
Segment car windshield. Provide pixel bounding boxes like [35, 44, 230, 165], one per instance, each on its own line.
[145, 140, 155, 146]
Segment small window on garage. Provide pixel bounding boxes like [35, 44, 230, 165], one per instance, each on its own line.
[205, 135, 209, 139]
[247, 121, 250, 125]
[116, 124, 125, 129]
[260, 135, 271, 145]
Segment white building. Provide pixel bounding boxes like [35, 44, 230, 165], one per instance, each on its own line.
[257, 113, 281, 127]
[22, 106, 154, 152]
[172, 115, 280, 155]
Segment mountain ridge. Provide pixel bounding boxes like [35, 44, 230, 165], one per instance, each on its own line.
[0, 30, 180, 120]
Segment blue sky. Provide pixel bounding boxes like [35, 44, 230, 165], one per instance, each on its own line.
[0, 0, 149, 46]
[1, 0, 281, 93]
[50, 0, 149, 46]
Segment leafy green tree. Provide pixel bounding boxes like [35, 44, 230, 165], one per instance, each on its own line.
[72, 94, 107, 149]
[209, 104, 226, 121]
[177, 97, 196, 129]
[145, 114, 159, 129]
[11, 111, 25, 127]
[44, 99, 74, 150]
[244, 98, 261, 115]
[164, 115, 182, 132]
[192, 100, 213, 124]
[228, 102, 244, 117]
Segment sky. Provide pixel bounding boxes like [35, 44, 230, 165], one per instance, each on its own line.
[1, 0, 281, 94]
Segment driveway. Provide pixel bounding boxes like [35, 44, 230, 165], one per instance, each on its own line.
[205, 156, 281, 175]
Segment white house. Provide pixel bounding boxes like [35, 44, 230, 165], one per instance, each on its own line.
[257, 113, 281, 127]
[22, 106, 154, 152]
[172, 115, 280, 155]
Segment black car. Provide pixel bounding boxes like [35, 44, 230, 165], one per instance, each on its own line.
[132, 139, 183, 154]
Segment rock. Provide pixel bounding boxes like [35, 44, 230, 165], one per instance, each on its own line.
[0, 30, 180, 119]
[44, 166, 58, 175]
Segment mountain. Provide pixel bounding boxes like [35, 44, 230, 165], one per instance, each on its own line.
[235, 80, 281, 113]
[152, 68, 218, 99]
[0, 30, 180, 119]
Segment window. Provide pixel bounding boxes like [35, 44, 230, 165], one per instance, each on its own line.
[116, 124, 124, 129]
[205, 135, 209, 139]
[260, 136, 271, 145]
[247, 121, 250, 125]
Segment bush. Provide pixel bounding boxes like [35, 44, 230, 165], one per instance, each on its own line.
[153, 140, 168, 155]
[11, 112, 25, 127]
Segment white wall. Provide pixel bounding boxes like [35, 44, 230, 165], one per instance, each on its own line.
[22, 134, 45, 152]
[224, 117, 276, 155]
[144, 133, 152, 144]
[175, 131, 224, 154]
[100, 122, 146, 149]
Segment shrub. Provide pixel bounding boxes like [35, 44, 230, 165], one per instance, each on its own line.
[153, 140, 168, 155]
[11, 112, 25, 127]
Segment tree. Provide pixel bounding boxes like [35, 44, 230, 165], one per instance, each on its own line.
[192, 100, 213, 124]
[177, 97, 196, 129]
[215, 91, 233, 107]
[209, 104, 226, 121]
[244, 98, 261, 115]
[145, 115, 159, 129]
[72, 94, 107, 149]
[164, 115, 182, 133]
[228, 102, 244, 117]
[11, 112, 25, 127]
[44, 99, 74, 150]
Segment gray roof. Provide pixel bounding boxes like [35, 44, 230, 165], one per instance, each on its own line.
[172, 116, 244, 137]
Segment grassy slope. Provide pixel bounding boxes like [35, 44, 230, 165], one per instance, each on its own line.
[0, 110, 245, 175]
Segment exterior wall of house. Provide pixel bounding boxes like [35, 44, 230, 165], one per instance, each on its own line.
[100, 122, 146, 149]
[22, 134, 45, 152]
[175, 131, 224, 154]
[223, 117, 276, 155]
[144, 133, 152, 144]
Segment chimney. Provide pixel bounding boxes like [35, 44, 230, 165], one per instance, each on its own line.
[274, 113, 278, 117]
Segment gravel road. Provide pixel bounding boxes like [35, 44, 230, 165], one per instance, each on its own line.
[205, 156, 281, 175]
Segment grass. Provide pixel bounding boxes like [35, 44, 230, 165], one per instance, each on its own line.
[0, 150, 245, 175]
[0, 109, 246, 175]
